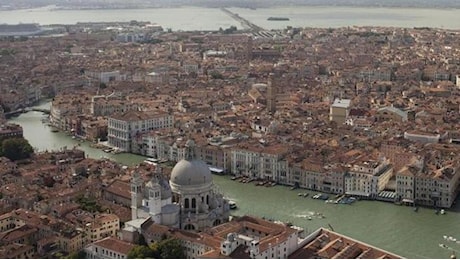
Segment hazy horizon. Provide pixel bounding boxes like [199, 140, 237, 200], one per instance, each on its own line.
[1, 0, 460, 10]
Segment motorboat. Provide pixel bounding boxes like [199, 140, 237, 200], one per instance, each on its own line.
[440, 209, 446, 215]
[229, 201, 237, 210]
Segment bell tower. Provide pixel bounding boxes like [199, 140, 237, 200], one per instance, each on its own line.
[148, 167, 163, 223]
[131, 171, 143, 220]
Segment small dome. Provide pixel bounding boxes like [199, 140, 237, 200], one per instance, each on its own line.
[145, 177, 172, 200]
[170, 159, 212, 186]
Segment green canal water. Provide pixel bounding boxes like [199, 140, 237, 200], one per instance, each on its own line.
[8, 102, 460, 259]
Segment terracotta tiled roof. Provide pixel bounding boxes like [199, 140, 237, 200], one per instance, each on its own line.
[93, 237, 135, 255]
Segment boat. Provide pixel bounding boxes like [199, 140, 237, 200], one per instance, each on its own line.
[303, 193, 309, 198]
[267, 17, 290, 21]
[50, 127, 59, 133]
[229, 201, 237, 210]
[231, 176, 237, 180]
[413, 207, 419, 212]
[111, 148, 122, 154]
[145, 157, 159, 163]
[307, 216, 312, 220]
[298, 193, 303, 196]
[290, 187, 296, 190]
[440, 209, 446, 215]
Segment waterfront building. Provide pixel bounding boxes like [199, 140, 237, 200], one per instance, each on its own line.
[130, 141, 230, 231]
[288, 160, 346, 194]
[84, 237, 135, 259]
[329, 98, 352, 124]
[395, 166, 417, 204]
[345, 157, 393, 199]
[108, 111, 174, 152]
[231, 142, 290, 181]
[0, 123, 23, 140]
[50, 98, 83, 131]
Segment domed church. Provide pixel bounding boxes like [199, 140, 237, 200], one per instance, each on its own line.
[131, 140, 230, 231]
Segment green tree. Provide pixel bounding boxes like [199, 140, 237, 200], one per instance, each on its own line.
[127, 245, 154, 259]
[0, 138, 34, 161]
[75, 195, 102, 213]
[157, 238, 185, 259]
[210, 71, 223, 79]
[63, 250, 86, 259]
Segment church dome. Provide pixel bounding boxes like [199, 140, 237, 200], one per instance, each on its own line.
[170, 159, 212, 186]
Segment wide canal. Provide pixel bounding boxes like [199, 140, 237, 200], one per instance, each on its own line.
[8, 102, 460, 259]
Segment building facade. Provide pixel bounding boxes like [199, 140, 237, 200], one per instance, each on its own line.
[108, 111, 174, 152]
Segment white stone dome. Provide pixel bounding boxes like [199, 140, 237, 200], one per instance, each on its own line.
[170, 159, 212, 186]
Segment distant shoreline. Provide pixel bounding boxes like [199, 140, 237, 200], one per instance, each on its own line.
[1, 4, 459, 12]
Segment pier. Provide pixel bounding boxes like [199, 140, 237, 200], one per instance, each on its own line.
[220, 8, 264, 32]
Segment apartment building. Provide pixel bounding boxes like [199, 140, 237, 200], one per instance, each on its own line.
[108, 111, 174, 152]
[85, 214, 120, 243]
[58, 230, 85, 254]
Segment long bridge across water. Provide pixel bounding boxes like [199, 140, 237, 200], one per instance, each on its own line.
[221, 8, 264, 32]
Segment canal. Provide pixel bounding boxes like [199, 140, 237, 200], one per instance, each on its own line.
[8, 102, 460, 259]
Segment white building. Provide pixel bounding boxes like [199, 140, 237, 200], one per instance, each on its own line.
[329, 98, 351, 124]
[108, 111, 174, 152]
[231, 143, 290, 181]
[345, 158, 393, 198]
[130, 140, 230, 231]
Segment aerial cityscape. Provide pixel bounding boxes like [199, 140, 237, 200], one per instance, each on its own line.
[0, 0, 459, 259]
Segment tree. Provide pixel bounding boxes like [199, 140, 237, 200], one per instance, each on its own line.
[127, 245, 154, 259]
[210, 71, 223, 79]
[157, 238, 185, 259]
[0, 138, 34, 161]
[63, 250, 86, 259]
